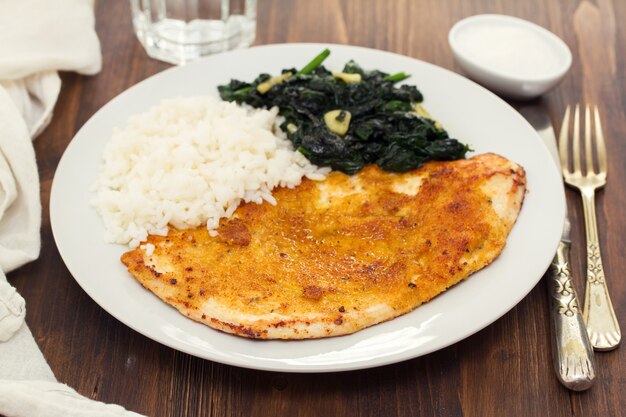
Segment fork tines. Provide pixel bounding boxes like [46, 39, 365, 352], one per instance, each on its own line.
[559, 104, 607, 180]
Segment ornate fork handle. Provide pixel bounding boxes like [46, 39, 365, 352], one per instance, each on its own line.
[580, 189, 621, 350]
[547, 241, 595, 390]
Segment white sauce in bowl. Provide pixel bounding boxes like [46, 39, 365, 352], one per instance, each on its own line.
[448, 14, 572, 98]
[455, 24, 564, 79]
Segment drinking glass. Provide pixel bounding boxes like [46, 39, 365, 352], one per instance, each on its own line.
[130, 0, 257, 65]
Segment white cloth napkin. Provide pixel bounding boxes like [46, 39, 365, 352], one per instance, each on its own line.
[0, 1, 144, 415]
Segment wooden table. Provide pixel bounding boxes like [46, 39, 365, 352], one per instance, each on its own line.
[10, 0, 625, 416]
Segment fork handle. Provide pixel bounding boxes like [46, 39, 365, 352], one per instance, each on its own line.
[547, 241, 595, 390]
[580, 189, 621, 350]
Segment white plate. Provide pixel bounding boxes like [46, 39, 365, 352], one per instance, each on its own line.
[50, 43, 565, 372]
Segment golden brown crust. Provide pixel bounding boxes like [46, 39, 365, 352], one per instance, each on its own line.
[121, 153, 526, 339]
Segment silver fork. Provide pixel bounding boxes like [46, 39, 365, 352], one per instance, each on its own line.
[559, 104, 621, 351]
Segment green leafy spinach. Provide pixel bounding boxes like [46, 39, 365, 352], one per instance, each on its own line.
[218, 49, 471, 174]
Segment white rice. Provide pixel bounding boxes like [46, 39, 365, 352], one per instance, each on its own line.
[91, 96, 329, 248]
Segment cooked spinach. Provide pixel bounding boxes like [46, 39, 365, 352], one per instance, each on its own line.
[218, 49, 470, 174]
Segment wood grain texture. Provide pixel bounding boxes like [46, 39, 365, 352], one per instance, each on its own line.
[7, 0, 625, 416]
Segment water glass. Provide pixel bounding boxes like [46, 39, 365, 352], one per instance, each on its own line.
[130, 0, 257, 65]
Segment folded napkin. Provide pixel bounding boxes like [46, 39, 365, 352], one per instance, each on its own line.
[0, 1, 144, 415]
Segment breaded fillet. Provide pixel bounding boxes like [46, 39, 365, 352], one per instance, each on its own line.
[121, 153, 526, 339]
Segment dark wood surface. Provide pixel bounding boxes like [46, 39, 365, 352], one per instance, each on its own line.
[10, 0, 625, 416]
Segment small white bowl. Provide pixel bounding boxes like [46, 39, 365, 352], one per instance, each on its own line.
[448, 14, 572, 99]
